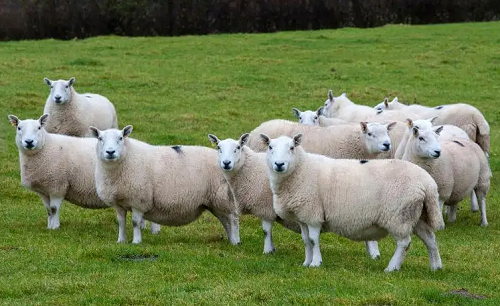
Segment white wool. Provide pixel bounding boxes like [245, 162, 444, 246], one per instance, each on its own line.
[259, 134, 444, 271]
[43, 77, 118, 137]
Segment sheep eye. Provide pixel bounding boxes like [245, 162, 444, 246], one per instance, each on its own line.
[65, 85, 69, 89]
[269, 146, 273, 150]
[236, 146, 240, 150]
[119, 137, 123, 141]
[17, 127, 21, 131]
[314, 116, 318, 120]
[290, 146, 294, 150]
[367, 133, 372, 136]
[98, 137, 103, 141]
[419, 137, 424, 141]
[38, 126, 41, 130]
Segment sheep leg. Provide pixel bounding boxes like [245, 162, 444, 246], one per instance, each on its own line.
[262, 219, 275, 254]
[211, 210, 240, 245]
[413, 220, 442, 271]
[131, 208, 143, 244]
[307, 224, 322, 267]
[139, 218, 147, 230]
[438, 200, 444, 212]
[37, 192, 52, 229]
[476, 190, 488, 227]
[385, 236, 411, 272]
[447, 205, 457, 223]
[48, 197, 63, 229]
[298, 222, 313, 267]
[115, 206, 127, 243]
[150, 222, 161, 234]
[365, 241, 381, 260]
[470, 190, 479, 212]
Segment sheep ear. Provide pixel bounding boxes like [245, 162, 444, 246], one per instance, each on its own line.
[360, 122, 368, 133]
[427, 116, 438, 124]
[316, 106, 324, 116]
[341, 93, 347, 98]
[39, 114, 49, 126]
[405, 118, 413, 128]
[386, 122, 397, 132]
[259, 134, 270, 146]
[207, 134, 219, 146]
[434, 126, 444, 135]
[392, 97, 398, 103]
[328, 90, 333, 101]
[122, 125, 133, 137]
[239, 133, 250, 146]
[43, 78, 52, 86]
[69, 77, 76, 87]
[292, 108, 301, 119]
[293, 133, 303, 147]
[8, 115, 19, 127]
[89, 126, 100, 138]
[383, 97, 389, 107]
[412, 127, 420, 137]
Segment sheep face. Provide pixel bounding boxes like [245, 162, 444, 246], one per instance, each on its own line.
[44, 77, 75, 104]
[9, 114, 48, 152]
[361, 122, 396, 154]
[208, 133, 249, 172]
[293, 107, 323, 126]
[91, 126, 133, 162]
[260, 134, 302, 174]
[323, 90, 349, 117]
[410, 127, 443, 159]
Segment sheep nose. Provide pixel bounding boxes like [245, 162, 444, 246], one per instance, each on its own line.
[222, 160, 231, 166]
[434, 150, 441, 157]
[275, 162, 285, 169]
[55, 95, 61, 100]
[383, 142, 390, 149]
[106, 150, 115, 155]
[25, 139, 34, 145]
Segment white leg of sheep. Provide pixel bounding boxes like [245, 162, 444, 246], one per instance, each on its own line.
[115, 207, 127, 243]
[262, 219, 275, 254]
[298, 222, 313, 267]
[48, 197, 63, 229]
[210, 210, 241, 245]
[139, 218, 147, 230]
[385, 236, 411, 272]
[150, 222, 161, 234]
[37, 192, 52, 229]
[476, 191, 488, 227]
[470, 190, 479, 212]
[413, 220, 442, 271]
[131, 208, 144, 244]
[447, 205, 458, 222]
[307, 224, 323, 267]
[365, 241, 381, 259]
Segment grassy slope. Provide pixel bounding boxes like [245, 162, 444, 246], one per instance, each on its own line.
[0, 22, 499, 305]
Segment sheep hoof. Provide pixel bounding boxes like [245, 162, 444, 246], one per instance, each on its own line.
[371, 254, 381, 260]
[309, 261, 322, 268]
[480, 222, 488, 227]
[132, 240, 142, 244]
[384, 266, 399, 273]
[263, 247, 276, 254]
[116, 238, 126, 243]
[431, 265, 443, 271]
[302, 261, 311, 267]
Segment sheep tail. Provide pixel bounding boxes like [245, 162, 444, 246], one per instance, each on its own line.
[422, 182, 445, 232]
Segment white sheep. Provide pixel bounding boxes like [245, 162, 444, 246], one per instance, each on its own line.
[322, 90, 380, 122]
[374, 97, 432, 117]
[374, 98, 490, 154]
[246, 119, 397, 160]
[7, 114, 161, 233]
[90, 125, 240, 244]
[317, 116, 349, 127]
[395, 118, 478, 212]
[292, 107, 323, 126]
[401, 127, 490, 226]
[208, 133, 301, 254]
[43, 77, 118, 137]
[259, 134, 444, 271]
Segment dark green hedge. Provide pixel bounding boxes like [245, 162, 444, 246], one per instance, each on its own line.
[0, 0, 499, 40]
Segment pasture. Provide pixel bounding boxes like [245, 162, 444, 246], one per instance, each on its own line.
[1, 21, 499, 305]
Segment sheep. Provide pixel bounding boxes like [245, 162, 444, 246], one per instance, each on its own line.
[246, 119, 397, 160]
[292, 107, 323, 126]
[322, 90, 380, 122]
[43, 77, 118, 137]
[395, 118, 478, 212]
[374, 98, 490, 154]
[207, 133, 301, 254]
[7, 114, 161, 233]
[90, 125, 240, 245]
[259, 134, 444, 271]
[401, 126, 490, 226]
[374, 97, 433, 117]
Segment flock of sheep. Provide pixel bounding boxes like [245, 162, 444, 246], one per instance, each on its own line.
[9, 77, 491, 272]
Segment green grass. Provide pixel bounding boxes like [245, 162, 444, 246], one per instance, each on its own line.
[1, 22, 500, 305]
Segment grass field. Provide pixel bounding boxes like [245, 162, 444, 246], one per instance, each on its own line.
[1, 21, 500, 305]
